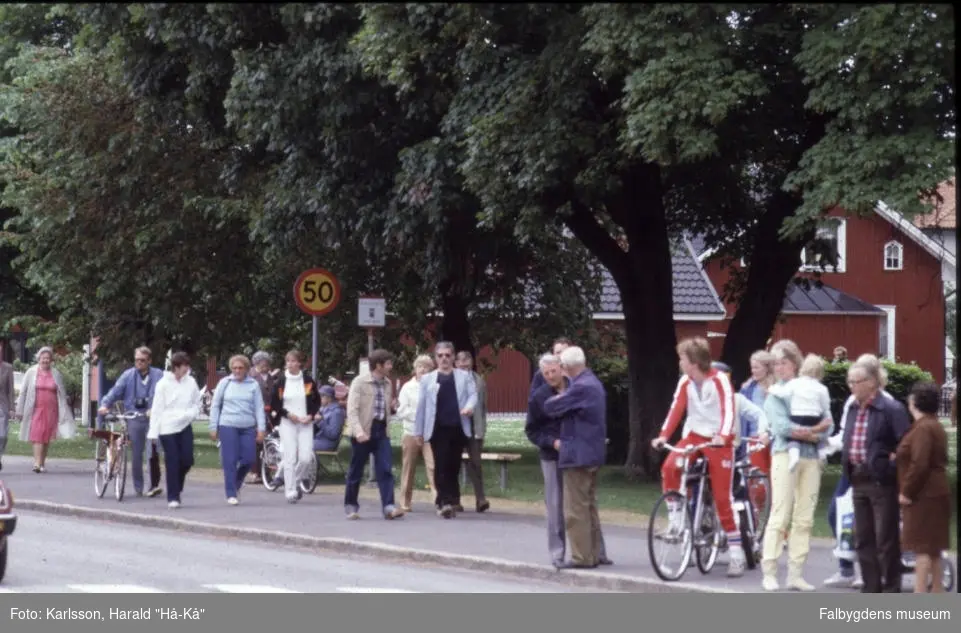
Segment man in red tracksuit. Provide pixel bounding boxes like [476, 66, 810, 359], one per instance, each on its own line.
[651, 337, 746, 577]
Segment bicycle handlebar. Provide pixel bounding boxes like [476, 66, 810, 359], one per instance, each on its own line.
[658, 441, 716, 454]
[102, 412, 142, 421]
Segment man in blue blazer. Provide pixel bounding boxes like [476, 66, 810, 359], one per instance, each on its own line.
[414, 341, 477, 519]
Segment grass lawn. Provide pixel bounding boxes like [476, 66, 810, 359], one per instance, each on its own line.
[4, 417, 956, 548]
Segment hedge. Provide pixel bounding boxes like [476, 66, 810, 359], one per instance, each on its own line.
[822, 360, 934, 427]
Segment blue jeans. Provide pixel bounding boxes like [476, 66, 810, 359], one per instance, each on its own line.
[218, 425, 257, 499]
[827, 472, 855, 574]
[159, 425, 194, 503]
[344, 422, 395, 512]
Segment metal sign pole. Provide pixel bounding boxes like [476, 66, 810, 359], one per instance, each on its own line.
[312, 315, 319, 378]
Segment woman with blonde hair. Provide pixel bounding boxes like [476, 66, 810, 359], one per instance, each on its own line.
[395, 354, 437, 512]
[760, 340, 833, 591]
[741, 349, 777, 474]
[268, 349, 321, 504]
[15, 346, 76, 472]
[209, 354, 266, 505]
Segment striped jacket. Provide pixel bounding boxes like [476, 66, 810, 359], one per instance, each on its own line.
[658, 369, 736, 443]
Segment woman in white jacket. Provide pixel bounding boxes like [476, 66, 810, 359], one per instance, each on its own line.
[148, 352, 201, 508]
[396, 354, 436, 512]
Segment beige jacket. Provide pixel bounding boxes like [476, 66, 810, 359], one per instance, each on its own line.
[346, 372, 393, 438]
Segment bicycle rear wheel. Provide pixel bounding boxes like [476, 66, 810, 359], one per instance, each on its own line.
[299, 456, 318, 494]
[114, 440, 128, 501]
[94, 439, 109, 498]
[261, 442, 281, 491]
[744, 468, 771, 542]
[695, 491, 721, 574]
[648, 491, 693, 581]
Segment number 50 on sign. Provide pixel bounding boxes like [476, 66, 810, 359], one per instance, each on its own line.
[294, 268, 342, 316]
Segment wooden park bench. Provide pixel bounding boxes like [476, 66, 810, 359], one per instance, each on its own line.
[460, 451, 523, 492]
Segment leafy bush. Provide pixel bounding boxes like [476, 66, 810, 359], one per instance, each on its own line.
[593, 355, 629, 463]
[823, 360, 934, 426]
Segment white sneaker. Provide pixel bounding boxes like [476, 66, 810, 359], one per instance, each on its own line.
[168, 501, 181, 509]
[727, 550, 746, 577]
[852, 575, 864, 589]
[787, 446, 800, 472]
[788, 577, 816, 591]
[823, 572, 858, 588]
[227, 497, 239, 506]
[762, 576, 780, 591]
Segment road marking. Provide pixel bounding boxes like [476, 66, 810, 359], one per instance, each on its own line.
[68, 584, 163, 593]
[203, 584, 302, 593]
[336, 587, 419, 593]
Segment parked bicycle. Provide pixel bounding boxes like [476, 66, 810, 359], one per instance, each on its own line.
[732, 437, 771, 570]
[648, 441, 726, 581]
[90, 408, 141, 502]
[259, 428, 316, 495]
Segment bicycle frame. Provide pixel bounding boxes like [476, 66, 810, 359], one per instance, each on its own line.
[733, 439, 767, 537]
[661, 441, 715, 546]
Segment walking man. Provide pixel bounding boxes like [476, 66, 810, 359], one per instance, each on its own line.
[344, 349, 403, 520]
[414, 341, 477, 519]
[526, 353, 612, 568]
[0, 359, 13, 472]
[542, 346, 608, 569]
[98, 346, 165, 497]
[455, 350, 489, 513]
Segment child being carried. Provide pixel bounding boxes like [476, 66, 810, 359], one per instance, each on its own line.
[769, 353, 833, 472]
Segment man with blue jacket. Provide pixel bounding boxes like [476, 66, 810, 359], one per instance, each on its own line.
[98, 346, 165, 497]
[541, 346, 608, 569]
[414, 341, 477, 519]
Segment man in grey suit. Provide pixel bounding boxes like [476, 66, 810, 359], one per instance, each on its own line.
[414, 341, 477, 519]
[455, 350, 489, 513]
[0, 360, 13, 472]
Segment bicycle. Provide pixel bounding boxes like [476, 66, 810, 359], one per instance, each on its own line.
[90, 409, 140, 502]
[259, 428, 315, 495]
[731, 437, 772, 570]
[648, 441, 725, 581]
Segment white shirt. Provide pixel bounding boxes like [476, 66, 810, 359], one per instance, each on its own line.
[282, 371, 308, 423]
[660, 369, 736, 441]
[147, 371, 201, 439]
[769, 376, 830, 418]
[395, 376, 422, 436]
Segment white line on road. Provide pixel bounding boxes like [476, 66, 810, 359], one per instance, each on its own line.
[336, 587, 419, 593]
[203, 584, 302, 593]
[67, 584, 164, 593]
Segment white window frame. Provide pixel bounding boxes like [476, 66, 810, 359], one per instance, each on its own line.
[883, 240, 903, 271]
[800, 218, 847, 273]
[877, 304, 896, 361]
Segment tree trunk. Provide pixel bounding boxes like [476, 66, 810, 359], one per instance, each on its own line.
[720, 191, 815, 386]
[439, 288, 475, 358]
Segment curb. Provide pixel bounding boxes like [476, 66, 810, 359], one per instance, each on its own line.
[16, 499, 733, 594]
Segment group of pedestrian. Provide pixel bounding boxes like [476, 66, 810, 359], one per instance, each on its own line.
[525, 337, 612, 570]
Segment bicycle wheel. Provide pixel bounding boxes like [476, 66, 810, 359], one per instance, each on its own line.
[647, 491, 693, 582]
[744, 468, 771, 542]
[738, 506, 758, 570]
[261, 443, 281, 491]
[94, 439, 109, 498]
[299, 455, 318, 495]
[933, 554, 955, 592]
[114, 439, 128, 501]
[695, 490, 721, 574]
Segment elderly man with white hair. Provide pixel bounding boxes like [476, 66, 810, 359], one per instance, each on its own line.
[540, 346, 609, 569]
[526, 352, 612, 568]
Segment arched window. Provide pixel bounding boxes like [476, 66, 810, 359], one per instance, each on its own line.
[883, 241, 903, 271]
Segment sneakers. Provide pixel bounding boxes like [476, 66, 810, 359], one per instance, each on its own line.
[383, 505, 404, 520]
[146, 487, 163, 498]
[345, 506, 360, 520]
[787, 446, 800, 472]
[823, 571, 858, 588]
[227, 497, 239, 506]
[438, 505, 455, 519]
[727, 549, 746, 577]
[762, 575, 780, 591]
[787, 577, 816, 591]
[168, 501, 181, 509]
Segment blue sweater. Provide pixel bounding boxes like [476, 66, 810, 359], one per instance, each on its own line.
[525, 378, 568, 461]
[208, 376, 266, 433]
[542, 369, 607, 469]
[100, 366, 165, 418]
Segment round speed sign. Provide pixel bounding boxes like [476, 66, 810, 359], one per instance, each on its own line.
[293, 268, 342, 316]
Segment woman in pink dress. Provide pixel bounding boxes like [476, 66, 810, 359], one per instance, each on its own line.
[15, 346, 73, 473]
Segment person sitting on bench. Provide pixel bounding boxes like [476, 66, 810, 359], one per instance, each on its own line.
[314, 385, 345, 451]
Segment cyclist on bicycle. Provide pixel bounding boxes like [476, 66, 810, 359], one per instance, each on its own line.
[651, 338, 746, 577]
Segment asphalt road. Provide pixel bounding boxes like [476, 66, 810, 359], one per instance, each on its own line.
[0, 512, 596, 593]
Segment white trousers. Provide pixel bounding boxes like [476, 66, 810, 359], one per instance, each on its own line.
[279, 419, 314, 499]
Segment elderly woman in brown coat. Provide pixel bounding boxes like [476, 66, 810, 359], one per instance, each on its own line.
[897, 381, 952, 593]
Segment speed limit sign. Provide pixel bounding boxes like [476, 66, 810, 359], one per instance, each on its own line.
[293, 268, 342, 316]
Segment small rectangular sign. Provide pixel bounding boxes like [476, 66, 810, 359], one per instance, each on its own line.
[358, 297, 386, 327]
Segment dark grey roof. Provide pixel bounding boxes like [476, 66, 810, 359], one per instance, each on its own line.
[596, 238, 726, 316]
[782, 282, 884, 315]
[687, 233, 708, 258]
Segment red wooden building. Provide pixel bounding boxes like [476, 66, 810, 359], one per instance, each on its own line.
[693, 198, 955, 384]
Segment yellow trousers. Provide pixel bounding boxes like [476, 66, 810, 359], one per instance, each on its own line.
[761, 452, 822, 580]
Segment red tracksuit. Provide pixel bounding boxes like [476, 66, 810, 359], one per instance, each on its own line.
[658, 369, 739, 540]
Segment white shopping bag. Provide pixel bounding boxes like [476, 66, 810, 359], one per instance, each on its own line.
[833, 487, 856, 562]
